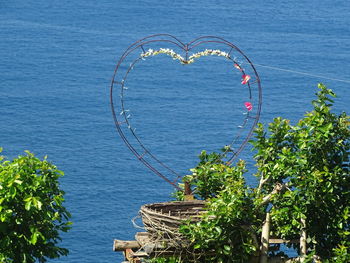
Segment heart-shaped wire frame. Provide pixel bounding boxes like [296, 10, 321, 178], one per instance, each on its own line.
[110, 34, 262, 190]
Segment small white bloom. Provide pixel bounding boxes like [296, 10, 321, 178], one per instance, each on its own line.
[140, 48, 230, 64]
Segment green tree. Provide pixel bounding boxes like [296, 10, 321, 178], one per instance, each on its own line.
[0, 149, 71, 263]
[182, 84, 349, 262]
[152, 84, 350, 262]
[252, 84, 350, 261]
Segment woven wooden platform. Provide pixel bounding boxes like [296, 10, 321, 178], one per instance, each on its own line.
[140, 200, 206, 239]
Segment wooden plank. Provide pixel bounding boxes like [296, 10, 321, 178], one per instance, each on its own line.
[123, 248, 143, 263]
[132, 251, 149, 257]
[113, 240, 140, 251]
[268, 257, 301, 263]
[269, 239, 299, 244]
[123, 248, 134, 261]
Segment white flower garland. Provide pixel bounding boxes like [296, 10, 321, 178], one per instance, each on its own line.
[141, 48, 230, 64]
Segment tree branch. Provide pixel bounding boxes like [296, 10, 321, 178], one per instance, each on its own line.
[259, 183, 287, 207]
[257, 174, 270, 194]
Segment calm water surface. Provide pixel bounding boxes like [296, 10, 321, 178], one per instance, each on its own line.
[0, 1, 349, 262]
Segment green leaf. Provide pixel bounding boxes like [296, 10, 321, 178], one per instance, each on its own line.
[30, 232, 38, 245]
[194, 244, 201, 249]
[215, 226, 222, 235]
[14, 179, 23, 185]
[25, 200, 32, 211]
[37, 199, 42, 210]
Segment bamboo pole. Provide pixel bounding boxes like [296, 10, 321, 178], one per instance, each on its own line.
[260, 212, 271, 263]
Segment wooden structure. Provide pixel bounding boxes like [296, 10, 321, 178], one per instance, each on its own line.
[113, 200, 309, 262]
[114, 232, 151, 263]
[114, 232, 183, 262]
[140, 200, 206, 239]
[113, 232, 303, 263]
[113, 187, 311, 262]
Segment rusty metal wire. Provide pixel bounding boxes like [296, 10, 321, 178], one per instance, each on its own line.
[110, 34, 262, 189]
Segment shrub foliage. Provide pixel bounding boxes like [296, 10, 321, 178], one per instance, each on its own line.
[160, 84, 350, 263]
[0, 150, 71, 263]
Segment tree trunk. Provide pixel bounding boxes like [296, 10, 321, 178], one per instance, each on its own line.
[300, 218, 307, 262]
[260, 212, 271, 263]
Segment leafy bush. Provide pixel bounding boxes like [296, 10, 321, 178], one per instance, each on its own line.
[252, 84, 350, 261]
[0, 150, 71, 263]
[181, 160, 259, 263]
[167, 84, 349, 262]
[183, 150, 238, 199]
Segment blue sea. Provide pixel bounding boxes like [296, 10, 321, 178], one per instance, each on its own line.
[1, 1, 349, 262]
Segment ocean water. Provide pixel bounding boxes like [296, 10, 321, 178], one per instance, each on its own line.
[0, 1, 349, 262]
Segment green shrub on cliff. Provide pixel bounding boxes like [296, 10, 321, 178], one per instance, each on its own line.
[0, 150, 71, 263]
